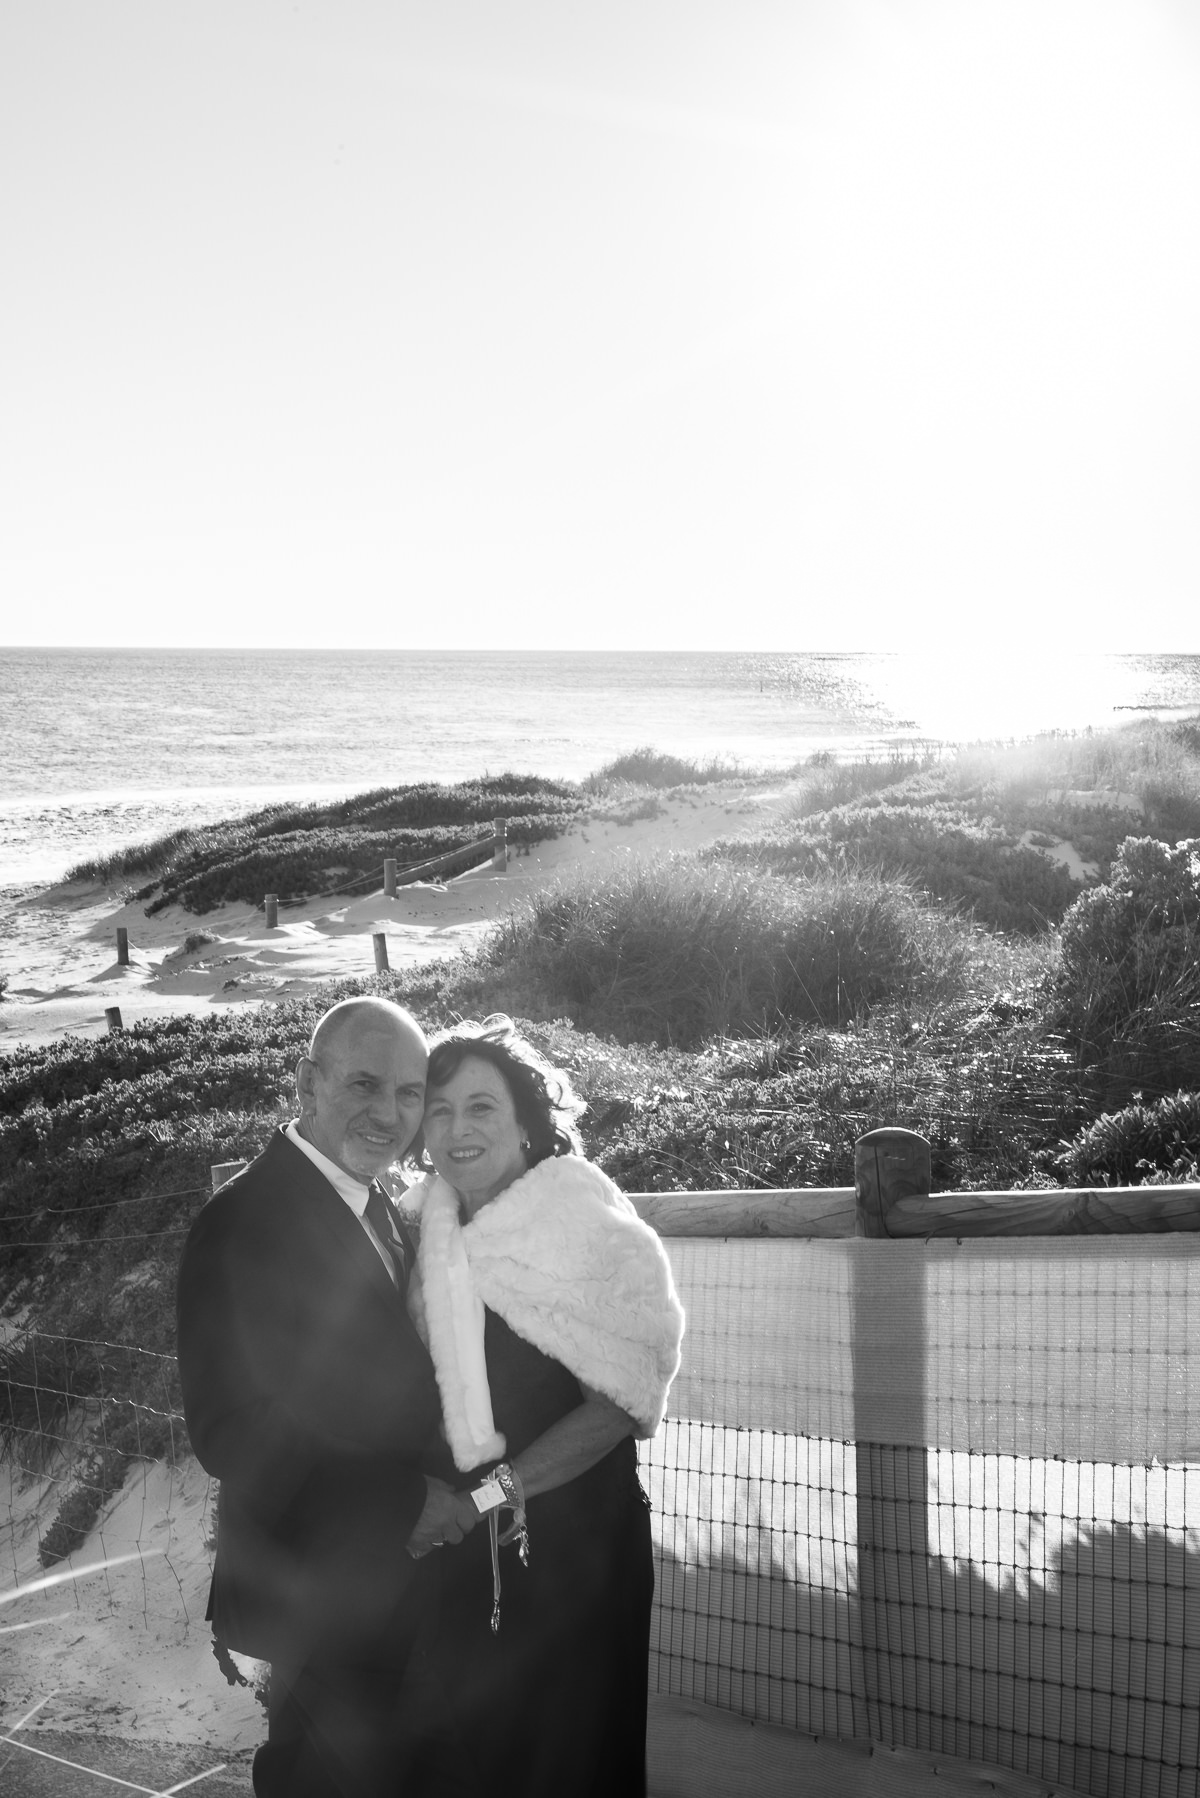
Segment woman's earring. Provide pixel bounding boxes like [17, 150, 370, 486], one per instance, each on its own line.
[520, 1138, 530, 1150]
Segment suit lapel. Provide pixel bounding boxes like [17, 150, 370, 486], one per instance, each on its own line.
[271, 1131, 404, 1309]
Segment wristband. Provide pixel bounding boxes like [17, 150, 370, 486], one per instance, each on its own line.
[470, 1476, 506, 1514]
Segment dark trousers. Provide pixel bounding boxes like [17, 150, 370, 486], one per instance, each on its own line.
[252, 1591, 478, 1798]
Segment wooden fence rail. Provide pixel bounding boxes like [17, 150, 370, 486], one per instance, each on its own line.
[212, 1128, 1200, 1235]
[380, 822, 507, 890]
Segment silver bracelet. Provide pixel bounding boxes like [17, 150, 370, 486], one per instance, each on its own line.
[494, 1460, 526, 1516]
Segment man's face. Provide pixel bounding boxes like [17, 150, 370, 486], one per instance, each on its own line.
[297, 1018, 427, 1181]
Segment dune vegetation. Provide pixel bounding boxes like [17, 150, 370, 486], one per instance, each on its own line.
[67, 774, 587, 913]
[4, 718, 1200, 1551]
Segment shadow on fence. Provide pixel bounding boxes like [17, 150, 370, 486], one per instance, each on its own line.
[645, 1421, 1200, 1798]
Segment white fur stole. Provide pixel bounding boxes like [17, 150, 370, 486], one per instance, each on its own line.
[406, 1157, 685, 1473]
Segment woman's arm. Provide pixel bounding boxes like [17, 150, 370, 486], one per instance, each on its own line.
[509, 1382, 638, 1500]
[442, 1382, 638, 1537]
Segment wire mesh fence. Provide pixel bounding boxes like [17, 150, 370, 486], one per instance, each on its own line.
[641, 1418, 1200, 1798]
[647, 1232, 1200, 1798]
[4, 1221, 1200, 1798]
[0, 1335, 200, 1616]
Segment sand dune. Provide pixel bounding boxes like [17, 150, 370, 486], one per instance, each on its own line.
[0, 782, 797, 1050]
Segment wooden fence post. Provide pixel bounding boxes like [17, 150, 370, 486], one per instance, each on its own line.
[116, 927, 129, 966]
[211, 1160, 248, 1194]
[373, 933, 390, 972]
[856, 1128, 931, 1237]
[493, 818, 507, 872]
[264, 894, 279, 929]
[105, 1006, 124, 1032]
[852, 1127, 932, 1743]
[384, 858, 397, 898]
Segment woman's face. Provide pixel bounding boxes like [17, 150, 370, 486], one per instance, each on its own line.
[423, 1054, 529, 1214]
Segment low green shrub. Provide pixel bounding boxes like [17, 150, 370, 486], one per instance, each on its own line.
[1054, 1090, 1200, 1187]
[38, 1441, 130, 1566]
[595, 995, 1080, 1195]
[784, 752, 934, 818]
[0, 1009, 315, 1118]
[1051, 836, 1200, 1102]
[0, 1332, 78, 1443]
[1140, 775, 1200, 843]
[710, 799, 1083, 932]
[0, 1011, 320, 1302]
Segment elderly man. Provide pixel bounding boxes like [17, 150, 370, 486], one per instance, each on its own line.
[177, 996, 467, 1797]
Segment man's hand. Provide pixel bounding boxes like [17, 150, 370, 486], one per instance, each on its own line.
[405, 1477, 479, 1558]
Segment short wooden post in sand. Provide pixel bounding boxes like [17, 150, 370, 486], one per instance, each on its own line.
[211, 1160, 248, 1194]
[852, 1126, 932, 1741]
[492, 817, 508, 872]
[264, 894, 279, 929]
[104, 1006, 124, 1032]
[384, 858, 397, 898]
[115, 927, 130, 966]
[373, 932, 390, 973]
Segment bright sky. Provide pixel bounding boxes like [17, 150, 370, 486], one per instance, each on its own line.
[2, 0, 1198, 652]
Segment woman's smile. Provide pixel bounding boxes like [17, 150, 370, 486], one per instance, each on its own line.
[423, 1055, 529, 1213]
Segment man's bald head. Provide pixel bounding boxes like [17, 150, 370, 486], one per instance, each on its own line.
[296, 998, 428, 1181]
[307, 996, 426, 1066]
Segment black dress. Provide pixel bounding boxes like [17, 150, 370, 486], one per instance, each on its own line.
[430, 1307, 655, 1798]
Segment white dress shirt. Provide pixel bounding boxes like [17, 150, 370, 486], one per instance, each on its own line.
[285, 1119, 398, 1284]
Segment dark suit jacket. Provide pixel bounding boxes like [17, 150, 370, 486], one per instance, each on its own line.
[176, 1128, 442, 1663]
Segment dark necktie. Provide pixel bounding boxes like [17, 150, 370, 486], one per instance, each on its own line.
[364, 1184, 411, 1290]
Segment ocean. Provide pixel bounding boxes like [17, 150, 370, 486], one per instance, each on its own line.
[3, 647, 1200, 888]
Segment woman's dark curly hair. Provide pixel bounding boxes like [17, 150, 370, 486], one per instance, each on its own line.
[418, 1015, 585, 1170]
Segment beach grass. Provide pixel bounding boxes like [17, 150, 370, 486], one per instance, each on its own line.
[584, 746, 758, 788]
[65, 773, 588, 905]
[461, 855, 970, 1046]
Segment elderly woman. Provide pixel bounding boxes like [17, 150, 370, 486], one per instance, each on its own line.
[401, 1016, 684, 1798]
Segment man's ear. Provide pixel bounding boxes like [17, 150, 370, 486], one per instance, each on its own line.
[296, 1056, 318, 1109]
